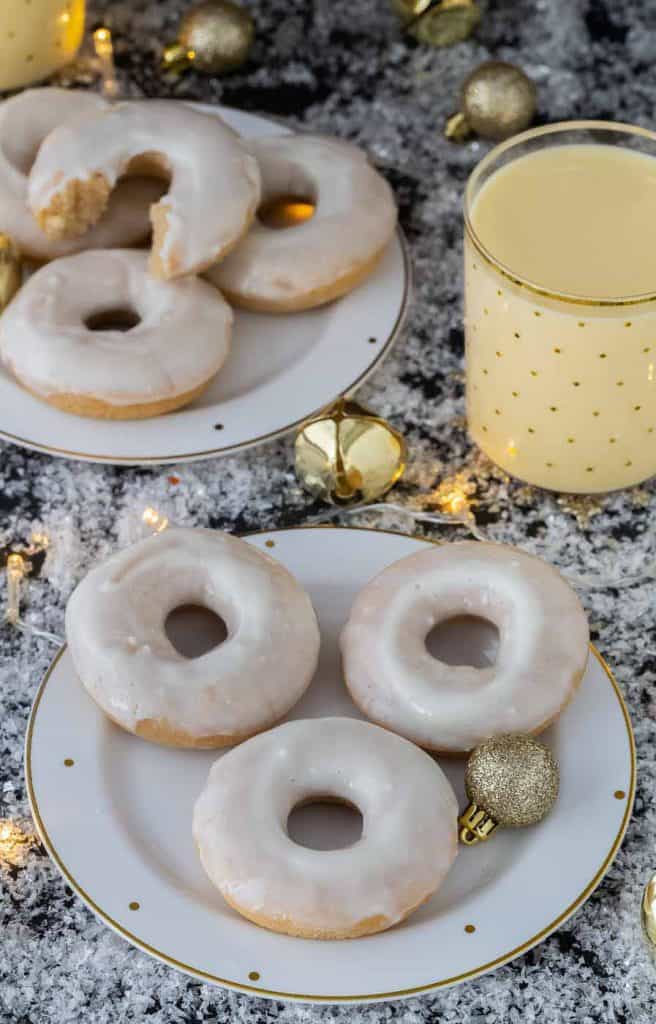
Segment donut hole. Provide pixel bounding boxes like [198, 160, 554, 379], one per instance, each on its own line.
[257, 195, 316, 230]
[165, 604, 228, 659]
[84, 307, 142, 332]
[426, 615, 499, 669]
[287, 797, 363, 851]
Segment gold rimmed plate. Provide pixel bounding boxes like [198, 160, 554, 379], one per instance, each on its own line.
[26, 527, 635, 1003]
[0, 106, 410, 464]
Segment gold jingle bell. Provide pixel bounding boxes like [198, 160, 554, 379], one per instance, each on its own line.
[459, 734, 559, 845]
[446, 60, 536, 143]
[163, 0, 254, 75]
[0, 234, 21, 313]
[408, 0, 481, 47]
[295, 399, 407, 506]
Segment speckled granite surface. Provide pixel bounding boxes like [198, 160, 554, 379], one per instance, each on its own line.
[2, 1, 656, 1020]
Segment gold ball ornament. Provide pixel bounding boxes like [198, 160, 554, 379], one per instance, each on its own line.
[294, 399, 407, 506]
[163, 1, 254, 75]
[0, 234, 22, 313]
[642, 873, 656, 960]
[446, 60, 537, 143]
[408, 0, 481, 47]
[459, 734, 559, 845]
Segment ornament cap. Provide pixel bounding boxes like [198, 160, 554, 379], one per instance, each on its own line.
[162, 43, 195, 73]
[445, 111, 471, 143]
[458, 801, 498, 845]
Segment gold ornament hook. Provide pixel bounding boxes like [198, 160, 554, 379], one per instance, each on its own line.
[458, 802, 498, 845]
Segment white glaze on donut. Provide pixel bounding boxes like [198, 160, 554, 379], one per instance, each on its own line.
[65, 529, 321, 747]
[28, 100, 261, 278]
[0, 249, 232, 410]
[207, 135, 398, 311]
[340, 541, 589, 754]
[193, 717, 458, 938]
[0, 88, 160, 260]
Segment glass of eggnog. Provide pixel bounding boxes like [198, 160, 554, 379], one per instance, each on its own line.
[0, 1, 85, 91]
[465, 121, 656, 494]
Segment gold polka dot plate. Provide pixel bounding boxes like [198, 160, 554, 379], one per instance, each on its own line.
[0, 106, 410, 465]
[25, 527, 635, 1003]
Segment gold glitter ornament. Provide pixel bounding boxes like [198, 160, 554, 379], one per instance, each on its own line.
[163, 1, 254, 75]
[0, 234, 21, 314]
[459, 734, 559, 845]
[408, 0, 481, 47]
[446, 60, 536, 143]
[294, 398, 407, 505]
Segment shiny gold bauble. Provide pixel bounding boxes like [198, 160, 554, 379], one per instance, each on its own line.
[391, 0, 432, 24]
[459, 734, 559, 845]
[0, 234, 21, 313]
[642, 873, 656, 956]
[163, 1, 254, 75]
[409, 0, 481, 47]
[295, 399, 407, 505]
[461, 60, 536, 141]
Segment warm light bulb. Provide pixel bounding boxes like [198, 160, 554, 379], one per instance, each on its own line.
[93, 27, 118, 99]
[142, 507, 169, 533]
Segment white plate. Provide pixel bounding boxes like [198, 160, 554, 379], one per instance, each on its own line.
[0, 107, 410, 464]
[26, 528, 635, 1004]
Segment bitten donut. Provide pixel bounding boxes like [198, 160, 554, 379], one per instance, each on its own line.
[340, 541, 589, 755]
[0, 249, 232, 419]
[65, 528, 321, 748]
[0, 88, 160, 260]
[28, 100, 261, 279]
[193, 717, 458, 939]
[207, 135, 398, 312]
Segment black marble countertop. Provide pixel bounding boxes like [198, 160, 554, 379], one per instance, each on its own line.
[2, 1, 656, 1021]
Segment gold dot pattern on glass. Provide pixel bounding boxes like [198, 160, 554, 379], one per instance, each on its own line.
[464, 233, 653, 492]
[264, 539, 275, 548]
[63, 758, 74, 767]
[249, 971, 261, 981]
[464, 924, 476, 934]
[129, 901, 140, 911]
[614, 790, 626, 800]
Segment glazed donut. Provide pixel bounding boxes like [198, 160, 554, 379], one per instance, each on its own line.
[0, 249, 232, 419]
[193, 717, 458, 939]
[207, 135, 398, 312]
[0, 88, 160, 261]
[28, 99, 261, 279]
[65, 528, 321, 748]
[340, 541, 589, 755]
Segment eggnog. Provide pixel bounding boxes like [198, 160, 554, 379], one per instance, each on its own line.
[465, 123, 656, 493]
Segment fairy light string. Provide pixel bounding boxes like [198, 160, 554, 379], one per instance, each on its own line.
[2, 480, 654, 650]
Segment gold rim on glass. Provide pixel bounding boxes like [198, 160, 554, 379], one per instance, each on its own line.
[24, 526, 636, 1003]
[0, 231, 411, 465]
[465, 119, 656, 308]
